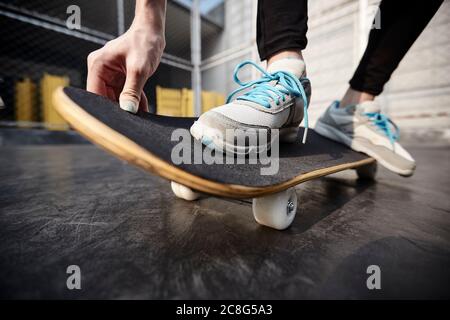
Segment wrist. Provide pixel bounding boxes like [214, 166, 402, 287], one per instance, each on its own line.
[134, 0, 166, 33]
[125, 24, 166, 57]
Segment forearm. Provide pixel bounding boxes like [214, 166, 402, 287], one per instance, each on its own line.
[134, 0, 167, 33]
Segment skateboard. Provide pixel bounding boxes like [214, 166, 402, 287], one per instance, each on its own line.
[53, 87, 376, 230]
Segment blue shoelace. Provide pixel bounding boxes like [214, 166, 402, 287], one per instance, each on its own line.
[226, 60, 310, 143]
[364, 112, 400, 146]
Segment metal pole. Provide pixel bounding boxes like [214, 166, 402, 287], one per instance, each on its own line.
[191, 0, 202, 116]
[116, 0, 125, 35]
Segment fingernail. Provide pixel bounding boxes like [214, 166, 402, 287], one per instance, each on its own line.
[119, 99, 138, 113]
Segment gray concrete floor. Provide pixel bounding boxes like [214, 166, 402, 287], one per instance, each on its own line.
[0, 136, 449, 299]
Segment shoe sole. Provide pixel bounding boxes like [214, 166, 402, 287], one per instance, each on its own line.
[315, 120, 415, 177]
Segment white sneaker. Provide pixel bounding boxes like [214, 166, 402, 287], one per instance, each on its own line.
[315, 100, 416, 176]
[190, 59, 311, 155]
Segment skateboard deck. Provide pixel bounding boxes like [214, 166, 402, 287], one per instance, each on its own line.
[53, 87, 374, 199]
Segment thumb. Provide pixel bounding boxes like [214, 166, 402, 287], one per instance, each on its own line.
[119, 68, 146, 114]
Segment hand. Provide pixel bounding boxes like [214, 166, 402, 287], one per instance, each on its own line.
[87, 22, 165, 113]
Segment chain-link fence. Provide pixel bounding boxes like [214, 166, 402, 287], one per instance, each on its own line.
[0, 0, 229, 130]
[0, 1, 116, 127]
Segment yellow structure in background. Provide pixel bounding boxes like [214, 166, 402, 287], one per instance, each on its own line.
[156, 85, 225, 117]
[41, 73, 69, 130]
[202, 90, 226, 113]
[15, 78, 37, 122]
[156, 86, 183, 116]
[181, 88, 194, 116]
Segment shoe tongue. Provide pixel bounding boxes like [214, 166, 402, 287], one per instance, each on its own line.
[356, 101, 381, 113]
[266, 58, 306, 78]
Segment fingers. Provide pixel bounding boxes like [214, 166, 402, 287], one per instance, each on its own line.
[87, 70, 108, 97]
[86, 51, 108, 96]
[119, 66, 147, 114]
[106, 86, 117, 101]
[86, 44, 152, 113]
[139, 91, 149, 112]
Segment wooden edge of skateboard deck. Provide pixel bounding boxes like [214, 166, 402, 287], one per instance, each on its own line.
[52, 86, 375, 199]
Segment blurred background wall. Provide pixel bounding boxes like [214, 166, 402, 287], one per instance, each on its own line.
[1, 0, 449, 135]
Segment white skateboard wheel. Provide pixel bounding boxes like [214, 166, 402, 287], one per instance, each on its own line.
[252, 188, 298, 230]
[356, 161, 377, 180]
[171, 181, 200, 201]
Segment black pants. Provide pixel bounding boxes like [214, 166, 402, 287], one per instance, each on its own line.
[257, 0, 443, 95]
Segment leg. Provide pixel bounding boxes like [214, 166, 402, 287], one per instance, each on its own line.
[257, 0, 308, 65]
[316, 0, 443, 176]
[341, 0, 443, 106]
[191, 0, 312, 154]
